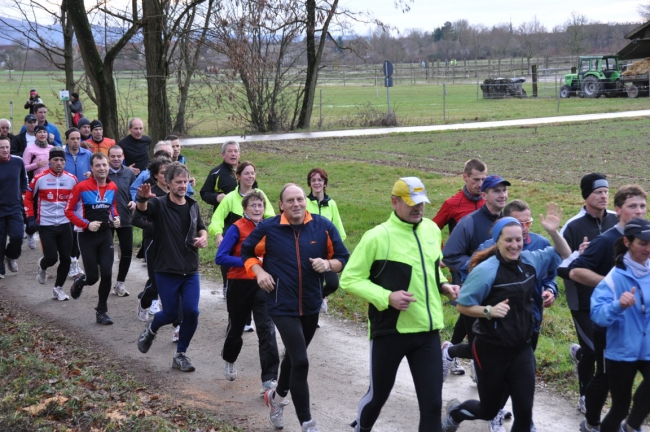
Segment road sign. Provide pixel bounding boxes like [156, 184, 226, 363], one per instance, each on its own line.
[385, 77, 393, 88]
[59, 90, 70, 101]
[383, 60, 393, 78]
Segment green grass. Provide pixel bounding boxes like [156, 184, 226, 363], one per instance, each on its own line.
[1, 70, 648, 137]
[183, 115, 650, 395]
[0, 300, 239, 431]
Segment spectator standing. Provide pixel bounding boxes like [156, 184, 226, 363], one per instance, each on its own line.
[24, 89, 43, 114]
[240, 183, 349, 431]
[68, 92, 83, 126]
[107, 145, 136, 297]
[77, 118, 92, 141]
[340, 177, 459, 432]
[118, 117, 152, 176]
[136, 162, 209, 373]
[24, 147, 77, 301]
[0, 137, 27, 278]
[19, 104, 63, 147]
[65, 153, 120, 325]
[11, 114, 37, 157]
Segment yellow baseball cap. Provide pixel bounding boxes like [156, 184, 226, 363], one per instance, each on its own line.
[392, 177, 430, 206]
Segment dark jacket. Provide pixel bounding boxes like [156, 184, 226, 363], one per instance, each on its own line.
[0, 155, 28, 217]
[241, 212, 349, 317]
[200, 161, 238, 214]
[140, 195, 206, 275]
[117, 134, 153, 172]
[11, 131, 30, 157]
[108, 166, 136, 227]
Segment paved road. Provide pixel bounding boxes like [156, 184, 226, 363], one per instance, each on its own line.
[181, 109, 650, 146]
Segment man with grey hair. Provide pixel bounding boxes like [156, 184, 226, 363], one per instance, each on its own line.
[0, 119, 14, 144]
[117, 117, 152, 176]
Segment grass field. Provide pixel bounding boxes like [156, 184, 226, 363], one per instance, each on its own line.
[183, 115, 650, 395]
[1, 70, 649, 137]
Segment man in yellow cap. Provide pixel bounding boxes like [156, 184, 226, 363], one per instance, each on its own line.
[340, 177, 460, 432]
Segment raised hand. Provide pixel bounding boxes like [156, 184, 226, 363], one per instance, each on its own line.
[137, 183, 156, 200]
[540, 202, 563, 234]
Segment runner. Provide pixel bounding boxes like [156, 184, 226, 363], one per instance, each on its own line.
[64, 153, 120, 325]
[240, 183, 349, 432]
[0, 137, 27, 278]
[215, 191, 280, 393]
[340, 177, 459, 432]
[136, 162, 208, 372]
[24, 147, 77, 300]
[441, 204, 571, 432]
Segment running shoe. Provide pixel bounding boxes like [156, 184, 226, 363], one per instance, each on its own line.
[68, 259, 84, 278]
[112, 281, 130, 297]
[136, 301, 149, 322]
[0, 273, 4, 279]
[577, 395, 587, 414]
[489, 410, 506, 432]
[27, 234, 36, 249]
[172, 352, 195, 372]
[441, 341, 453, 382]
[138, 325, 156, 353]
[264, 389, 289, 430]
[224, 361, 237, 381]
[320, 298, 328, 313]
[5, 257, 18, 273]
[149, 299, 161, 315]
[451, 357, 465, 375]
[70, 275, 85, 299]
[441, 398, 461, 432]
[244, 323, 255, 332]
[570, 343, 581, 379]
[172, 325, 180, 342]
[261, 379, 278, 394]
[579, 419, 600, 432]
[52, 286, 69, 301]
[96, 312, 114, 325]
[37, 257, 47, 284]
[619, 420, 640, 432]
[301, 419, 318, 432]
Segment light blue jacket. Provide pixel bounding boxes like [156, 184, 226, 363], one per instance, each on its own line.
[591, 264, 650, 362]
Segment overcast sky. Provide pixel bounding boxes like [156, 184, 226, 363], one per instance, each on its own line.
[343, 0, 645, 35]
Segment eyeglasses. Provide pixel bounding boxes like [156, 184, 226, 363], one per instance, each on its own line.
[0, 126, 9, 129]
[520, 219, 534, 228]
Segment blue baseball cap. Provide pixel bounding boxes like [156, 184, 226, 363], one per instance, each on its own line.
[481, 175, 511, 193]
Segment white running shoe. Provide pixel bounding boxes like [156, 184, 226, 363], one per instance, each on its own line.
[243, 323, 255, 332]
[52, 286, 69, 301]
[172, 325, 180, 342]
[149, 299, 161, 315]
[489, 409, 507, 432]
[112, 281, 130, 297]
[27, 234, 36, 249]
[577, 395, 586, 414]
[37, 257, 47, 284]
[451, 357, 465, 375]
[261, 379, 278, 394]
[264, 389, 290, 430]
[441, 341, 453, 382]
[224, 361, 237, 381]
[5, 257, 18, 273]
[301, 419, 319, 432]
[320, 298, 328, 313]
[68, 259, 84, 278]
[136, 300, 149, 322]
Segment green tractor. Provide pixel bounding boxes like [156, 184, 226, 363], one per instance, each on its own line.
[560, 55, 626, 98]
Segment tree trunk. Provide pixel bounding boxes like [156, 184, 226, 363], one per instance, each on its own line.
[67, 0, 140, 140]
[61, 1, 75, 92]
[143, 0, 171, 145]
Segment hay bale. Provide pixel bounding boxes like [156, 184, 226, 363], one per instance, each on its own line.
[623, 58, 650, 76]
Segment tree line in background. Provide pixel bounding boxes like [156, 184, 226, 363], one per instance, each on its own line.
[0, 2, 644, 136]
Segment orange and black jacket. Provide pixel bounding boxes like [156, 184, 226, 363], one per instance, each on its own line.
[215, 216, 258, 280]
[241, 211, 349, 316]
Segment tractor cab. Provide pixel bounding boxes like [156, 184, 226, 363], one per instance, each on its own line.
[561, 55, 625, 98]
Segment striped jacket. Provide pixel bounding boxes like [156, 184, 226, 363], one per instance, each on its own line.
[24, 168, 77, 226]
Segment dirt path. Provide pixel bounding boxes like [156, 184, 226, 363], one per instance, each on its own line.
[2, 245, 588, 431]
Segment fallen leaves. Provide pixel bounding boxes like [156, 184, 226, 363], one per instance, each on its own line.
[22, 395, 69, 416]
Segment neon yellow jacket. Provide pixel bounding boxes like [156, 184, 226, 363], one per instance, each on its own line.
[340, 212, 447, 339]
[306, 193, 346, 241]
[208, 186, 275, 236]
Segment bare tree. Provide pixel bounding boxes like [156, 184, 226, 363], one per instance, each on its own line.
[490, 23, 514, 76]
[564, 11, 588, 57]
[0, 0, 76, 91]
[639, 2, 650, 20]
[518, 16, 547, 72]
[67, 0, 141, 139]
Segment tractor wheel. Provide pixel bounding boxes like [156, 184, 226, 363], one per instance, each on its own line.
[582, 76, 601, 98]
[627, 84, 639, 99]
[560, 85, 571, 98]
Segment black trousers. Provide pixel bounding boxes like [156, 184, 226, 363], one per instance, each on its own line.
[355, 331, 443, 432]
[78, 229, 114, 314]
[571, 309, 596, 396]
[272, 314, 319, 424]
[112, 226, 133, 282]
[70, 230, 80, 260]
[222, 279, 279, 382]
[451, 338, 536, 432]
[448, 314, 476, 359]
[585, 325, 609, 426]
[600, 360, 650, 432]
[39, 224, 72, 288]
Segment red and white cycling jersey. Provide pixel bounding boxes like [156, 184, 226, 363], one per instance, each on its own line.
[24, 168, 78, 226]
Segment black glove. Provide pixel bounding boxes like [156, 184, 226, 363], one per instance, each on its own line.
[25, 216, 39, 235]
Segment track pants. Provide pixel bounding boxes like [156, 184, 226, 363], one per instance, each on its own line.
[572, 309, 595, 396]
[585, 325, 609, 426]
[0, 212, 23, 274]
[600, 360, 650, 432]
[222, 279, 279, 382]
[451, 338, 536, 432]
[448, 314, 476, 359]
[70, 230, 80, 260]
[78, 229, 114, 314]
[355, 331, 443, 432]
[272, 314, 319, 424]
[151, 272, 200, 354]
[138, 237, 157, 308]
[39, 224, 72, 288]
[112, 226, 133, 282]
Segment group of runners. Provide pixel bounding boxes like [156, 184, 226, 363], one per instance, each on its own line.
[1, 119, 649, 432]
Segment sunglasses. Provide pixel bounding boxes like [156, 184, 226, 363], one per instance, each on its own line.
[520, 219, 534, 228]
